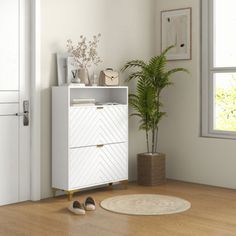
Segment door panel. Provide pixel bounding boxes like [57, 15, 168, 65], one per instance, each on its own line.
[0, 117, 19, 205]
[0, 104, 18, 115]
[0, 0, 30, 205]
[0, 92, 18, 103]
[0, 0, 19, 91]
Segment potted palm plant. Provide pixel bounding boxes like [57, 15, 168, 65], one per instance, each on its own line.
[122, 46, 188, 185]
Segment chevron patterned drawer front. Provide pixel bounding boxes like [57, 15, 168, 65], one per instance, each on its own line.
[99, 105, 128, 145]
[69, 107, 99, 147]
[99, 142, 128, 183]
[69, 105, 128, 148]
[69, 146, 100, 189]
[69, 142, 128, 189]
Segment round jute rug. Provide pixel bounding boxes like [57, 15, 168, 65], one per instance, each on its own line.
[100, 194, 191, 216]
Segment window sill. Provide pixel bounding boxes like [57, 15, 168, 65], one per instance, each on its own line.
[201, 131, 236, 140]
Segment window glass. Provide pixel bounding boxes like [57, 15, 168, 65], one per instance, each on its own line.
[214, 73, 236, 131]
[214, 0, 236, 67]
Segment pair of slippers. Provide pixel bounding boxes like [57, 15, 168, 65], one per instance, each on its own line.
[68, 196, 96, 215]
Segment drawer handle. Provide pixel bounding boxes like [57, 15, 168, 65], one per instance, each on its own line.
[97, 107, 104, 110]
[97, 144, 104, 148]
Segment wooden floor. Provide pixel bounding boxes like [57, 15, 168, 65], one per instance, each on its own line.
[1, 180, 236, 236]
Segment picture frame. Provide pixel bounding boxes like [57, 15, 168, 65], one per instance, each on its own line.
[56, 53, 69, 85]
[67, 56, 78, 84]
[161, 8, 192, 60]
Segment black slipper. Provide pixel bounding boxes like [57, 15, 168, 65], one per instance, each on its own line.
[68, 200, 86, 215]
[84, 197, 96, 211]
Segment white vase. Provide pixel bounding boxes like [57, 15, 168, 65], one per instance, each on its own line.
[71, 77, 81, 83]
[78, 68, 90, 85]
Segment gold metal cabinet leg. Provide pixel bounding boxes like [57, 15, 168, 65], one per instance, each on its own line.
[67, 191, 74, 201]
[52, 188, 79, 201]
[66, 190, 79, 201]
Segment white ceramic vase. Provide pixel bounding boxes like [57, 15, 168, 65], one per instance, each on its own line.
[78, 68, 90, 85]
[71, 78, 81, 83]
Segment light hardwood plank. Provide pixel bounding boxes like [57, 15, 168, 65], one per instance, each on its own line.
[0, 180, 236, 236]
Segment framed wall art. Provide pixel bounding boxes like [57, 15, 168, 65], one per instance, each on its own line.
[56, 53, 69, 86]
[67, 56, 78, 84]
[161, 8, 192, 60]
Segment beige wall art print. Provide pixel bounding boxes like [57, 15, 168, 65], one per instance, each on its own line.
[161, 8, 192, 60]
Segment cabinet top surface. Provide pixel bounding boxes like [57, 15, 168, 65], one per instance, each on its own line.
[52, 86, 128, 89]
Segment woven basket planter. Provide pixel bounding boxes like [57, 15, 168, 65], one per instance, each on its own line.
[137, 153, 166, 186]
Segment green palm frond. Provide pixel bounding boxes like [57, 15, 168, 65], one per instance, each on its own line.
[161, 45, 175, 55]
[165, 68, 189, 77]
[126, 71, 144, 82]
[122, 45, 189, 153]
[129, 78, 156, 132]
[121, 60, 146, 72]
[129, 113, 142, 118]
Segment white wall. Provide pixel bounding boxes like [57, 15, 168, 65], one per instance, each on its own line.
[156, 0, 236, 189]
[41, 0, 155, 198]
[41, 0, 236, 199]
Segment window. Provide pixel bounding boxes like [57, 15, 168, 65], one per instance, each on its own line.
[202, 0, 236, 138]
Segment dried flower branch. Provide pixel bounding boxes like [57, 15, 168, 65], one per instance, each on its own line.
[67, 34, 102, 69]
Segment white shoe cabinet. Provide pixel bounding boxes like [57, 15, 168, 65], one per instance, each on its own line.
[52, 86, 128, 199]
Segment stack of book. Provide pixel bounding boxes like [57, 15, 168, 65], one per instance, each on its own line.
[71, 98, 95, 106]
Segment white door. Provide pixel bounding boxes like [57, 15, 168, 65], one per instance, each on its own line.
[0, 0, 30, 205]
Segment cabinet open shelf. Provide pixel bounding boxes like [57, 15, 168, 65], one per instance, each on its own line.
[70, 86, 128, 105]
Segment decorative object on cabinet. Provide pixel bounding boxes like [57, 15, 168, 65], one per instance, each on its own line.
[121, 46, 188, 186]
[56, 53, 69, 86]
[91, 73, 98, 86]
[71, 98, 95, 106]
[66, 34, 102, 85]
[67, 57, 84, 85]
[52, 86, 128, 200]
[99, 68, 119, 86]
[78, 68, 89, 85]
[161, 8, 192, 60]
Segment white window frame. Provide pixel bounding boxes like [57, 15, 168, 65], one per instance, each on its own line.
[201, 0, 236, 139]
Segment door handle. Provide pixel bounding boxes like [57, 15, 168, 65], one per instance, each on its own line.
[16, 100, 29, 126]
[97, 144, 104, 148]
